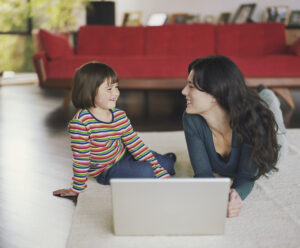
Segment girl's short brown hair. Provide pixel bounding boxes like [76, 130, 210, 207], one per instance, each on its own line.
[71, 62, 118, 109]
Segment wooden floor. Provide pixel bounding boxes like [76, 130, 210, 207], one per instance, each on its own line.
[1, 84, 300, 248]
[0, 85, 76, 248]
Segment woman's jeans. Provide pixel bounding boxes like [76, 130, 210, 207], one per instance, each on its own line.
[96, 151, 175, 185]
[258, 88, 288, 163]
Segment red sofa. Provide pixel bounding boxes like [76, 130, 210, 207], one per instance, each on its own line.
[33, 23, 300, 106]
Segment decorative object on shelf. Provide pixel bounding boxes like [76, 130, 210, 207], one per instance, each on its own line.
[169, 13, 189, 24]
[218, 12, 232, 24]
[122, 11, 142, 26]
[232, 4, 256, 23]
[288, 10, 300, 27]
[169, 13, 200, 24]
[203, 15, 215, 24]
[263, 6, 290, 25]
[184, 15, 200, 24]
[146, 13, 168, 26]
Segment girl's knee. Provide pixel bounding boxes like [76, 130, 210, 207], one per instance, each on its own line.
[138, 163, 155, 178]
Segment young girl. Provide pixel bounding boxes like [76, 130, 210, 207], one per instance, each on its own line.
[182, 55, 287, 218]
[53, 62, 175, 197]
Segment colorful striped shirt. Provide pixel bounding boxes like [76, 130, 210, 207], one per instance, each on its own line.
[68, 108, 170, 193]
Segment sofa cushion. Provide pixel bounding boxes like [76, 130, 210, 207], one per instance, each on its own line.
[45, 54, 300, 80]
[76, 26, 144, 56]
[39, 29, 74, 60]
[216, 23, 287, 57]
[144, 24, 215, 57]
[289, 38, 300, 56]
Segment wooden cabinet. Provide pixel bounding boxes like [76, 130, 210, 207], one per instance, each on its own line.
[286, 28, 300, 45]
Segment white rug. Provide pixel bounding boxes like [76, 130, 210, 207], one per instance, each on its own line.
[67, 130, 300, 248]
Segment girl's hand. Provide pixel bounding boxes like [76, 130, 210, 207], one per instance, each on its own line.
[53, 188, 78, 197]
[227, 189, 242, 218]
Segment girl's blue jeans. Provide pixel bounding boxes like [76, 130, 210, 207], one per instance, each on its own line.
[96, 150, 175, 185]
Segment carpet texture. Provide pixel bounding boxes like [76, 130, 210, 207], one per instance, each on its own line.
[67, 130, 300, 248]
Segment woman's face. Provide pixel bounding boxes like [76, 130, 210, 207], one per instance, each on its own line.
[182, 70, 216, 115]
[94, 78, 120, 110]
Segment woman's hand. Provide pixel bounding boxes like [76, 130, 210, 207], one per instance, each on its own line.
[53, 188, 78, 197]
[227, 189, 242, 218]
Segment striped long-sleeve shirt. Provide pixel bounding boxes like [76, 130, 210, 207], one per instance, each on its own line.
[68, 108, 170, 193]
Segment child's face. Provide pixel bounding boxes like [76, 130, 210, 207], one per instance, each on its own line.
[94, 78, 120, 110]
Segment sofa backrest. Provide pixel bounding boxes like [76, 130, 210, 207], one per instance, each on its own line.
[76, 23, 287, 58]
[215, 23, 287, 57]
[144, 24, 215, 57]
[76, 26, 144, 56]
[76, 24, 215, 57]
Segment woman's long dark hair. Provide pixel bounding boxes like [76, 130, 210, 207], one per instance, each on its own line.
[189, 55, 279, 180]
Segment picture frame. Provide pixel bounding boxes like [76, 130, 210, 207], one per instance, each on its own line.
[184, 15, 200, 24]
[288, 10, 300, 27]
[263, 6, 290, 25]
[203, 15, 215, 24]
[122, 11, 142, 26]
[146, 13, 168, 26]
[169, 13, 200, 24]
[232, 4, 256, 24]
[169, 13, 189, 24]
[218, 12, 232, 24]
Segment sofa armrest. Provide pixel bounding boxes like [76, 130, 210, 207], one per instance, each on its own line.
[32, 52, 48, 87]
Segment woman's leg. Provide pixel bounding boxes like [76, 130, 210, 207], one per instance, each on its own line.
[258, 88, 288, 162]
[96, 151, 175, 185]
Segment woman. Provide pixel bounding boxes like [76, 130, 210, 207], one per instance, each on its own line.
[182, 55, 287, 218]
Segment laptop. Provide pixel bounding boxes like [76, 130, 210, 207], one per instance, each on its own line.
[110, 178, 230, 236]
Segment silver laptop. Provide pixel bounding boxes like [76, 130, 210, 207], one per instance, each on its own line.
[110, 178, 230, 236]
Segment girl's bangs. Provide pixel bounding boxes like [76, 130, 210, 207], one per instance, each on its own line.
[106, 73, 119, 86]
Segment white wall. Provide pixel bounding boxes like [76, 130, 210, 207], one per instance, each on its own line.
[112, 0, 300, 26]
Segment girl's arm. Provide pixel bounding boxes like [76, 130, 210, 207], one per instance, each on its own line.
[120, 112, 170, 178]
[68, 119, 91, 193]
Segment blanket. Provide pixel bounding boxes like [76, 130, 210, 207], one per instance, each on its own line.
[67, 130, 300, 248]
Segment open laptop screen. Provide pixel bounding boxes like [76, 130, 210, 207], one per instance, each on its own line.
[111, 178, 230, 236]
